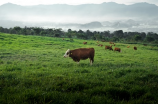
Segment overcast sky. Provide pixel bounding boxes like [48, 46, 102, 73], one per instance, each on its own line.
[0, 0, 158, 6]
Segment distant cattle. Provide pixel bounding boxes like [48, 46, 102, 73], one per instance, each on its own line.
[143, 44, 147, 46]
[150, 46, 154, 48]
[127, 46, 130, 48]
[98, 44, 103, 47]
[83, 42, 87, 44]
[109, 42, 114, 44]
[134, 46, 137, 50]
[70, 38, 73, 41]
[62, 38, 64, 40]
[114, 47, 121, 52]
[105, 46, 113, 51]
[63, 48, 95, 65]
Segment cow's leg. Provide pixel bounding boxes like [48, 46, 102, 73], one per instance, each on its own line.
[89, 59, 93, 65]
[76, 59, 80, 64]
[90, 60, 92, 65]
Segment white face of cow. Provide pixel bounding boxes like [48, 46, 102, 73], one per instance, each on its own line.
[63, 49, 70, 58]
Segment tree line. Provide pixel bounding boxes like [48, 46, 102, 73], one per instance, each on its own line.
[0, 26, 158, 44]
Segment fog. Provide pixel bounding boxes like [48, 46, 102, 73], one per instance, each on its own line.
[0, 2, 158, 33]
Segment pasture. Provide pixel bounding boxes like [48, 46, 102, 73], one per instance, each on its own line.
[0, 33, 158, 104]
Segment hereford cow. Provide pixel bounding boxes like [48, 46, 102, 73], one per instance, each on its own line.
[83, 42, 87, 44]
[98, 44, 103, 47]
[114, 47, 121, 52]
[105, 46, 113, 51]
[134, 46, 137, 50]
[63, 48, 95, 65]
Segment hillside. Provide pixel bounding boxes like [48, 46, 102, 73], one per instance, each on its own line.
[0, 33, 158, 103]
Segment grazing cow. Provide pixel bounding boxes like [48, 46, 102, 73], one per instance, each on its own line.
[114, 47, 121, 52]
[143, 44, 147, 46]
[127, 46, 130, 48]
[105, 46, 113, 51]
[83, 42, 87, 44]
[63, 48, 95, 65]
[98, 44, 103, 47]
[134, 46, 137, 50]
[62, 38, 64, 40]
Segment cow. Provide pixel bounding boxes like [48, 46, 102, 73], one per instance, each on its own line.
[63, 48, 95, 65]
[83, 42, 87, 44]
[98, 44, 103, 47]
[114, 47, 121, 52]
[127, 46, 130, 48]
[143, 44, 147, 46]
[105, 46, 113, 51]
[134, 46, 137, 50]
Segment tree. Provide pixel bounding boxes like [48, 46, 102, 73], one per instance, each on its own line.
[145, 36, 155, 42]
[113, 30, 124, 39]
[40, 31, 47, 36]
[140, 32, 146, 41]
[13, 26, 21, 34]
[0, 27, 4, 32]
[9, 28, 16, 34]
[112, 36, 119, 42]
[20, 26, 27, 35]
[54, 33, 61, 37]
[134, 35, 142, 41]
[33, 27, 42, 35]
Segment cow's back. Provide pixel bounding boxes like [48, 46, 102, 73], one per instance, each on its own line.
[71, 48, 94, 59]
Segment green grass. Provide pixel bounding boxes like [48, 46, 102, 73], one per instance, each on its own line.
[0, 32, 158, 104]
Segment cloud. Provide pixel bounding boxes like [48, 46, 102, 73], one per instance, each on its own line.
[1, 0, 158, 6]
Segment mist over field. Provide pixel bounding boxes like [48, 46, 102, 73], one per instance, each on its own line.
[0, 2, 158, 33]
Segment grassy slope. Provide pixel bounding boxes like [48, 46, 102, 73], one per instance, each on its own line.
[0, 33, 158, 104]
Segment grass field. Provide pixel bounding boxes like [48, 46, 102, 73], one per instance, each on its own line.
[0, 33, 158, 104]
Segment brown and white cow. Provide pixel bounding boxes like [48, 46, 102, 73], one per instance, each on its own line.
[105, 46, 113, 51]
[63, 48, 95, 65]
[98, 44, 103, 47]
[83, 42, 87, 44]
[114, 47, 121, 52]
[127, 46, 130, 48]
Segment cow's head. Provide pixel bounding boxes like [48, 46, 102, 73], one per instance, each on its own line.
[63, 49, 70, 57]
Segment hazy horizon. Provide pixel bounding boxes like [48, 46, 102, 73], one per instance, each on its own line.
[1, 0, 158, 6]
[0, 2, 158, 33]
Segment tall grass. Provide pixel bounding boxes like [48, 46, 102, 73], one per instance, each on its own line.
[0, 33, 158, 104]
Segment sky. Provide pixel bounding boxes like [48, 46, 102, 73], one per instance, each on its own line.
[0, 0, 158, 6]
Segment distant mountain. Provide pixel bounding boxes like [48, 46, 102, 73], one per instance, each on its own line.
[80, 22, 103, 28]
[0, 2, 158, 22]
[1, 2, 158, 33]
